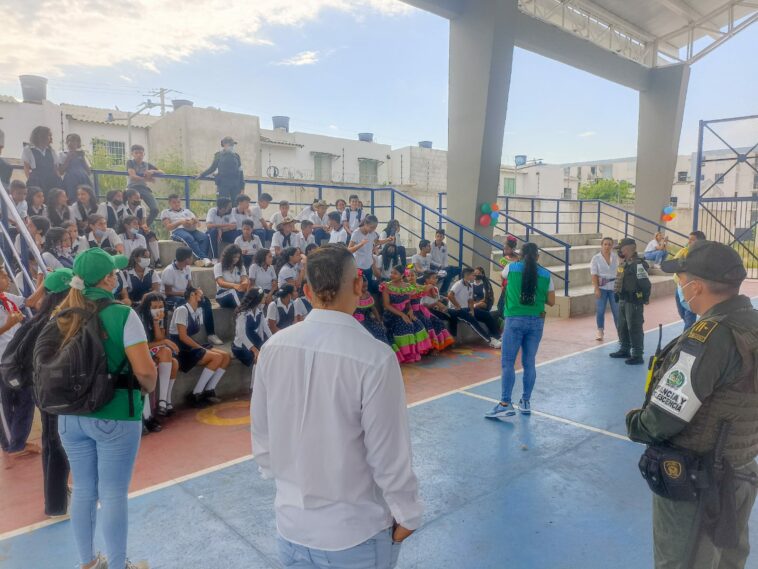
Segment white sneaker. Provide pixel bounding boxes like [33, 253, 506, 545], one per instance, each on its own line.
[208, 334, 224, 346]
[595, 328, 604, 341]
[202, 258, 214, 267]
[194, 259, 205, 267]
[488, 338, 502, 349]
[89, 553, 108, 569]
[125, 560, 149, 569]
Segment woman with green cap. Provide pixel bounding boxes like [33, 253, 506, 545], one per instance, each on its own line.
[54, 248, 157, 569]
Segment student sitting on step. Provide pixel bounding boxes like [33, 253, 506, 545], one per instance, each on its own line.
[234, 219, 262, 270]
[123, 188, 161, 266]
[248, 248, 277, 304]
[214, 244, 249, 308]
[250, 193, 274, 245]
[232, 288, 266, 392]
[169, 285, 231, 408]
[160, 194, 212, 267]
[81, 213, 124, 254]
[125, 247, 161, 305]
[160, 246, 223, 346]
[266, 284, 300, 335]
[69, 184, 104, 235]
[119, 215, 148, 259]
[295, 219, 316, 252]
[275, 246, 306, 289]
[206, 196, 239, 261]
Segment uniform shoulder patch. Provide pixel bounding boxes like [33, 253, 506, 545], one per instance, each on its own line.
[687, 319, 718, 343]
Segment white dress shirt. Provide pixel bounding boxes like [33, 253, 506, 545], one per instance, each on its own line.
[590, 252, 619, 291]
[252, 309, 423, 551]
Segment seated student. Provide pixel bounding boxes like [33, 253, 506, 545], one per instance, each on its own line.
[380, 264, 430, 364]
[26, 186, 47, 218]
[120, 215, 148, 259]
[430, 229, 460, 294]
[232, 288, 266, 391]
[41, 227, 74, 269]
[168, 285, 231, 408]
[377, 242, 401, 280]
[80, 213, 124, 254]
[248, 248, 278, 303]
[14, 255, 44, 295]
[61, 220, 82, 257]
[447, 268, 502, 349]
[15, 215, 50, 255]
[353, 275, 390, 345]
[407, 270, 453, 352]
[295, 198, 318, 222]
[380, 220, 405, 266]
[341, 194, 364, 235]
[161, 194, 212, 267]
[70, 184, 105, 235]
[160, 246, 224, 346]
[231, 194, 254, 231]
[309, 200, 330, 243]
[473, 266, 499, 325]
[234, 219, 262, 269]
[46, 188, 72, 228]
[266, 284, 299, 334]
[327, 211, 348, 245]
[125, 247, 161, 305]
[9, 180, 29, 227]
[250, 192, 274, 244]
[411, 239, 432, 274]
[294, 219, 316, 252]
[206, 196, 238, 261]
[275, 246, 305, 289]
[123, 188, 160, 266]
[214, 244, 249, 308]
[271, 217, 297, 256]
[420, 271, 458, 334]
[349, 214, 391, 294]
[334, 198, 347, 218]
[134, 292, 180, 418]
[105, 189, 125, 229]
[269, 199, 290, 229]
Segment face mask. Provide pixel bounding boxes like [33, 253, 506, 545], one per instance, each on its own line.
[150, 308, 164, 320]
[678, 281, 697, 314]
[138, 257, 151, 269]
[59, 246, 72, 257]
[113, 199, 123, 207]
[94, 229, 106, 239]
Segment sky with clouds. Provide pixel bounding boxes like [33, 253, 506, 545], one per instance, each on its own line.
[0, 0, 756, 164]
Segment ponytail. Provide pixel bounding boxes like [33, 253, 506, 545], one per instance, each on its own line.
[54, 288, 97, 345]
[520, 242, 539, 306]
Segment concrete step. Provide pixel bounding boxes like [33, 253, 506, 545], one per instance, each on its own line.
[493, 232, 601, 249]
[539, 245, 599, 268]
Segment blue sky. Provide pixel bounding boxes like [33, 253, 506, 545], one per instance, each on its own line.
[1, 1, 756, 165]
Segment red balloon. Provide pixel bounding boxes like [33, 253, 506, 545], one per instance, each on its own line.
[479, 214, 492, 227]
[491, 203, 500, 212]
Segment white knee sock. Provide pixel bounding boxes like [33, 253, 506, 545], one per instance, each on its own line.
[149, 239, 161, 263]
[193, 368, 215, 395]
[167, 379, 175, 405]
[208, 368, 226, 391]
[142, 400, 152, 420]
[250, 365, 256, 390]
[158, 363, 172, 406]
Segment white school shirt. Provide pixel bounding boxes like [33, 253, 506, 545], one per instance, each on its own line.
[349, 229, 378, 270]
[293, 232, 315, 252]
[14, 201, 28, 220]
[278, 263, 299, 287]
[234, 307, 265, 350]
[234, 234, 262, 256]
[295, 206, 314, 222]
[411, 253, 431, 273]
[206, 206, 234, 227]
[120, 232, 147, 258]
[271, 231, 296, 252]
[80, 229, 123, 251]
[252, 309, 423, 550]
[70, 202, 108, 224]
[160, 208, 197, 232]
[430, 242, 448, 268]
[374, 255, 392, 280]
[249, 264, 276, 291]
[328, 227, 348, 245]
[160, 262, 192, 296]
[266, 298, 295, 325]
[309, 211, 330, 228]
[270, 211, 290, 228]
[449, 280, 473, 308]
[379, 230, 400, 246]
[590, 252, 619, 291]
[0, 293, 25, 358]
[249, 205, 265, 230]
[213, 263, 243, 295]
[168, 304, 203, 336]
[340, 208, 363, 232]
[126, 267, 161, 290]
[293, 297, 310, 318]
[231, 207, 254, 230]
[41, 251, 66, 271]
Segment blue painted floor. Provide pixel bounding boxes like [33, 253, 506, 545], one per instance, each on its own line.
[3, 319, 758, 569]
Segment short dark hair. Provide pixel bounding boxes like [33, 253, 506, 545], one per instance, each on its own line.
[130, 144, 144, 152]
[29, 215, 50, 235]
[175, 246, 193, 262]
[216, 196, 232, 209]
[690, 231, 706, 241]
[461, 267, 474, 278]
[300, 219, 313, 229]
[328, 211, 341, 223]
[236, 194, 251, 204]
[305, 245, 356, 305]
[254, 248, 271, 266]
[124, 189, 140, 201]
[348, 194, 359, 201]
[241, 219, 255, 229]
[279, 200, 289, 207]
[168, 194, 180, 201]
[259, 193, 273, 203]
[419, 239, 431, 249]
[87, 213, 106, 227]
[601, 236, 615, 245]
[106, 189, 122, 203]
[10, 179, 26, 192]
[435, 229, 445, 237]
[184, 285, 199, 301]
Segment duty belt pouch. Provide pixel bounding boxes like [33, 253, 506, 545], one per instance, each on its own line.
[705, 459, 739, 549]
[638, 446, 700, 501]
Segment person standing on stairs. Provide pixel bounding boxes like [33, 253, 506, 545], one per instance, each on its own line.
[590, 236, 619, 341]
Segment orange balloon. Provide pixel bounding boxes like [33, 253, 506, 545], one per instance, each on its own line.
[491, 203, 500, 211]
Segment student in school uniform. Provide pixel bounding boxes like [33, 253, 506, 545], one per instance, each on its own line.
[232, 288, 266, 391]
[269, 200, 291, 229]
[80, 214, 124, 254]
[341, 194, 364, 235]
[62, 221, 83, 257]
[234, 219, 262, 270]
[123, 189, 161, 266]
[380, 219, 406, 267]
[420, 271, 458, 335]
[448, 268, 502, 349]
[168, 285, 231, 408]
[46, 189, 72, 228]
[327, 211, 348, 245]
[349, 214, 392, 294]
[206, 196, 239, 261]
[377, 243, 401, 281]
[134, 292, 180, 418]
[70, 185, 105, 235]
[22, 126, 63, 198]
[41, 227, 74, 270]
[105, 190, 125, 229]
[294, 219, 316, 252]
[430, 229, 460, 294]
[160, 247, 224, 346]
[26, 186, 47, 218]
[214, 245, 249, 308]
[249, 249, 278, 303]
[230, 194, 254, 232]
[125, 247, 161, 305]
[271, 217, 298, 256]
[334, 198, 347, 217]
[275, 247, 305, 289]
[266, 284, 299, 334]
[295, 198, 318, 223]
[8, 181, 29, 239]
[411, 240, 432, 275]
[250, 193, 274, 244]
[309, 200, 330, 244]
[59, 133, 92, 203]
[119, 215, 148, 259]
[160, 194, 212, 267]
[15, 215, 49, 256]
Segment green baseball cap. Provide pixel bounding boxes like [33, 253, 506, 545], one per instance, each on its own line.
[73, 248, 128, 287]
[44, 268, 74, 293]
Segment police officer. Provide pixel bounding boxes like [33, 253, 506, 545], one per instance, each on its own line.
[626, 241, 758, 569]
[610, 237, 651, 365]
[198, 136, 245, 203]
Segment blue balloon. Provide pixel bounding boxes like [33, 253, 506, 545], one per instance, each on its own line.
[663, 206, 674, 214]
[490, 211, 499, 219]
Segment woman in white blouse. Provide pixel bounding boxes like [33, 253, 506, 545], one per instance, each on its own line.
[590, 236, 619, 341]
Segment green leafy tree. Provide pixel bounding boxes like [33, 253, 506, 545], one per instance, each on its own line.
[578, 179, 634, 203]
[89, 139, 128, 197]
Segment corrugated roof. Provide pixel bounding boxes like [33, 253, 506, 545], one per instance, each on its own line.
[60, 103, 160, 128]
[260, 135, 303, 148]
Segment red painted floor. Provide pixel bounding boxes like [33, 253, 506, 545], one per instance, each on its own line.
[3, 282, 757, 536]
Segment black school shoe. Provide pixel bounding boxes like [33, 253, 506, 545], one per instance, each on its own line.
[625, 356, 645, 365]
[188, 393, 210, 408]
[203, 389, 222, 404]
[144, 417, 163, 433]
[609, 350, 631, 358]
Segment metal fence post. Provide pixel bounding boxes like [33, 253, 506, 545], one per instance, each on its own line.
[692, 119, 705, 232]
[370, 189, 375, 216]
[578, 200, 583, 233]
[555, 199, 560, 234]
[530, 199, 535, 229]
[390, 189, 395, 221]
[596, 200, 601, 234]
[624, 211, 629, 238]
[317, 186, 323, 201]
[184, 178, 191, 209]
[564, 244, 570, 296]
[437, 192, 442, 213]
[257, 182, 262, 200]
[421, 208, 426, 240]
[93, 172, 100, 199]
[458, 226, 464, 270]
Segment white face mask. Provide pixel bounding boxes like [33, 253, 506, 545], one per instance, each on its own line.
[150, 308, 164, 320]
[138, 257, 151, 269]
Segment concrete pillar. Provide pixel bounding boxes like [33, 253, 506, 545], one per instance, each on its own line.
[634, 64, 690, 237]
[446, 0, 517, 266]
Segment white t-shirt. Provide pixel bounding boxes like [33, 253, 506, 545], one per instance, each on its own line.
[213, 263, 243, 292]
[0, 293, 25, 358]
[309, 211, 330, 228]
[81, 229, 123, 251]
[271, 231, 296, 252]
[590, 252, 619, 291]
[329, 227, 348, 245]
[70, 202, 108, 223]
[122, 310, 148, 348]
[121, 232, 147, 258]
[270, 211, 290, 228]
[126, 268, 161, 292]
[341, 209, 363, 232]
[161, 208, 197, 231]
[206, 206, 234, 227]
[249, 205, 266, 230]
[42, 251, 66, 270]
[249, 264, 276, 291]
[430, 242, 448, 268]
[349, 229, 378, 270]
[294, 297, 310, 318]
[169, 304, 203, 335]
[449, 280, 473, 309]
[411, 253, 431, 273]
[231, 207, 254, 230]
[278, 264, 300, 287]
[294, 232, 315, 252]
[234, 234, 263, 256]
[644, 239, 659, 253]
[160, 262, 192, 296]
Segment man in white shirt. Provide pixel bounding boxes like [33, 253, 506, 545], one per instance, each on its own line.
[341, 194, 364, 235]
[253, 245, 423, 569]
[411, 239, 432, 274]
[430, 229, 459, 293]
[206, 196, 239, 260]
[309, 200, 330, 244]
[160, 194, 212, 267]
[251, 193, 274, 244]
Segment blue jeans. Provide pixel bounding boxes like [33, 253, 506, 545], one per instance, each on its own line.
[675, 286, 697, 330]
[172, 228, 210, 260]
[59, 415, 142, 569]
[595, 289, 619, 330]
[254, 228, 274, 245]
[644, 250, 667, 265]
[500, 316, 545, 404]
[278, 528, 401, 569]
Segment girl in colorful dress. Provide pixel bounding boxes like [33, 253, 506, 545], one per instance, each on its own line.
[354, 275, 390, 345]
[408, 271, 453, 352]
[380, 265, 430, 364]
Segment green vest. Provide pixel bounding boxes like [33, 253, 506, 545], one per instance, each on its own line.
[504, 261, 552, 318]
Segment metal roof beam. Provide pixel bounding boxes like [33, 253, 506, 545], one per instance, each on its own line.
[399, 0, 463, 19]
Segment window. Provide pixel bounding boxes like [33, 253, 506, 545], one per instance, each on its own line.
[563, 187, 572, 199]
[670, 197, 678, 207]
[590, 166, 597, 176]
[358, 159, 379, 185]
[715, 172, 726, 184]
[503, 178, 516, 196]
[91, 139, 125, 166]
[563, 167, 570, 176]
[677, 171, 688, 183]
[313, 153, 332, 182]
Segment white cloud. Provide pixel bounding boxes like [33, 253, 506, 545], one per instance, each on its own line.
[0, 0, 412, 78]
[329, 124, 339, 130]
[275, 51, 320, 66]
[578, 131, 597, 138]
[119, 75, 134, 83]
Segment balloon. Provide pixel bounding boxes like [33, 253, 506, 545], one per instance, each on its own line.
[490, 211, 499, 220]
[479, 214, 491, 227]
[663, 214, 674, 222]
[481, 203, 492, 214]
[669, 212, 677, 219]
[489, 216, 498, 227]
[491, 203, 500, 212]
[663, 206, 674, 214]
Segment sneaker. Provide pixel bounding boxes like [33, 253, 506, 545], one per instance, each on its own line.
[625, 356, 645, 365]
[202, 389, 221, 404]
[484, 402, 516, 419]
[202, 258, 214, 267]
[595, 328, 604, 341]
[125, 560, 149, 569]
[488, 338, 502, 349]
[194, 259, 205, 267]
[518, 399, 531, 415]
[609, 350, 631, 359]
[208, 334, 224, 346]
[88, 553, 108, 569]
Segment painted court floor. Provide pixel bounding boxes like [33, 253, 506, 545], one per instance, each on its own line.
[2, 289, 758, 569]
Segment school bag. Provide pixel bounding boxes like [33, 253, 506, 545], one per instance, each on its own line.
[33, 299, 135, 416]
[0, 316, 49, 390]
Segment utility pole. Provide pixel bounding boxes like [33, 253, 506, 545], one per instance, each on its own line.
[159, 88, 166, 116]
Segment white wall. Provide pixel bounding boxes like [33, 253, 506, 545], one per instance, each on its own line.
[0, 100, 67, 157]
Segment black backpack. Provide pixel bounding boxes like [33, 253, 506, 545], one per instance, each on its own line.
[33, 299, 135, 417]
[0, 315, 49, 390]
